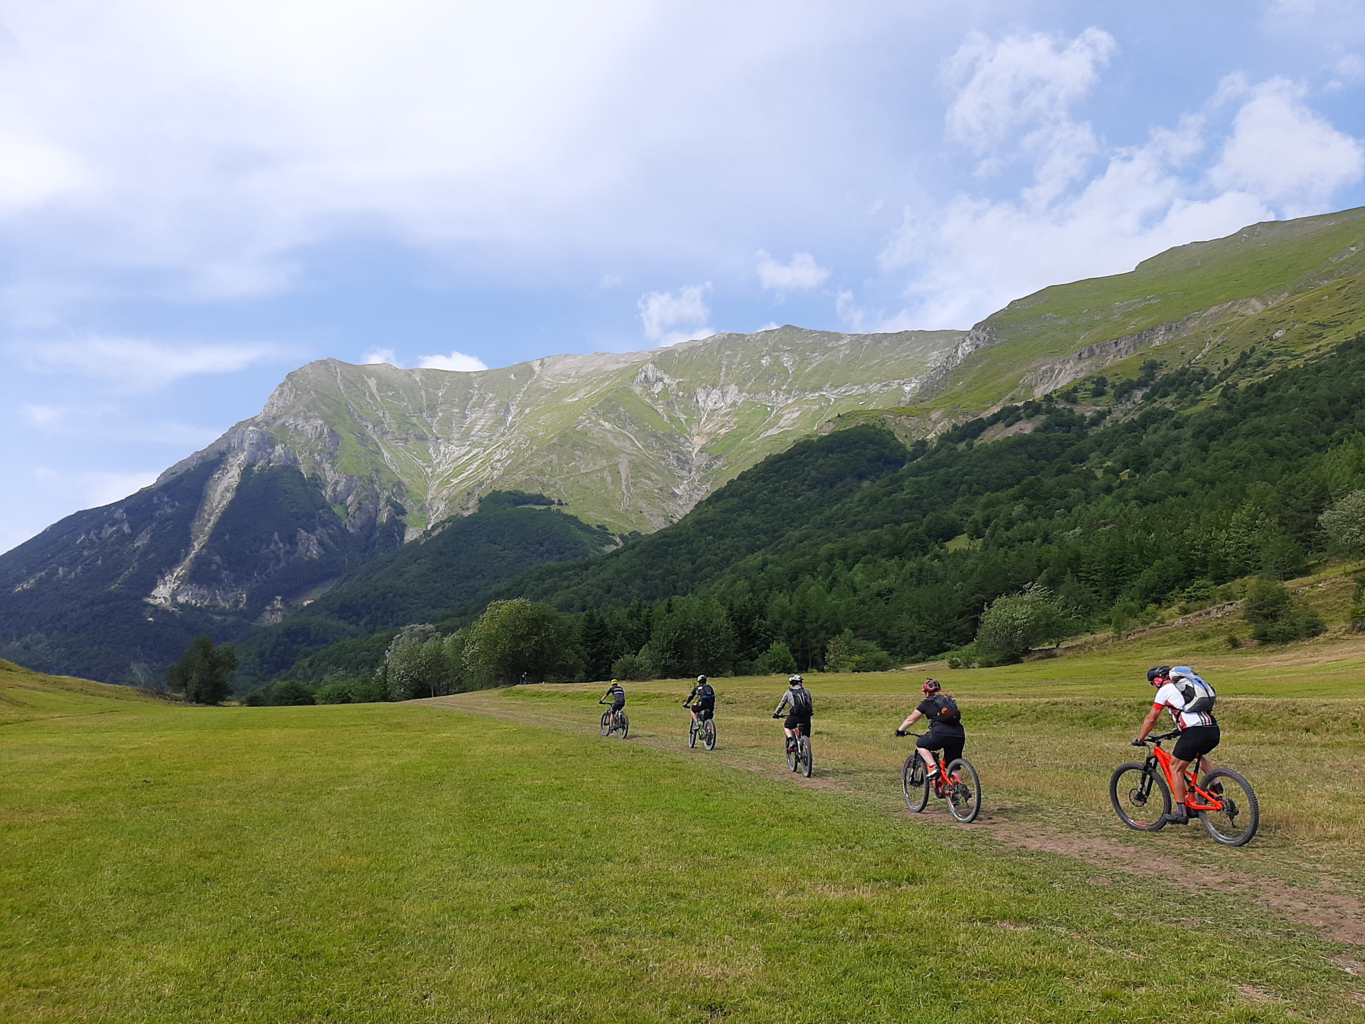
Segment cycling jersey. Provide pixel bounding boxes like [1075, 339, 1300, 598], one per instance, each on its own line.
[774, 686, 813, 718]
[687, 682, 715, 709]
[606, 684, 625, 708]
[1152, 681, 1216, 730]
[917, 695, 964, 735]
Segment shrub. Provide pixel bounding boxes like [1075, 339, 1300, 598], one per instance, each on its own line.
[754, 640, 797, 675]
[824, 629, 893, 672]
[1242, 579, 1326, 643]
[946, 643, 979, 669]
[611, 652, 655, 681]
[974, 587, 1071, 664]
[165, 636, 236, 705]
[271, 680, 316, 705]
[315, 681, 354, 704]
[1320, 489, 1365, 552]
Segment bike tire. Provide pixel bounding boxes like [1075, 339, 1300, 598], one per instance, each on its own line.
[785, 737, 798, 772]
[600, 711, 611, 736]
[703, 720, 717, 751]
[902, 753, 929, 812]
[799, 736, 813, 777]
[617, 712, 629, 739]
[688, 720, 698, 748]
[1198, 768, 1259, 847]
[1109, 761, 1170, 831]
[945, 758, 981, 823]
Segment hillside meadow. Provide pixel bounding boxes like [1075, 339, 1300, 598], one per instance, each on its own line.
[3, 636, 1365, 1023]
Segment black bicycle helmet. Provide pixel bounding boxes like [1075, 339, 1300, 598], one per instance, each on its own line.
[1147, 665, 1171, 685]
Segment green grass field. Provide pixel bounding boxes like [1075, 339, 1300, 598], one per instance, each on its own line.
[3, 642, 1365, 1023]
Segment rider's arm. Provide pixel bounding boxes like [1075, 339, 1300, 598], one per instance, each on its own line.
[773, 691, 792, 716]
[899, 708, 923, 731]
[1135, 703, 1163, 742]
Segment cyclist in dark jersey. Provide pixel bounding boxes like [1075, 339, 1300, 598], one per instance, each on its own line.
[895, 678, 964, 780]
[600, 679, 625, 722]
[683, 675, 715, 723]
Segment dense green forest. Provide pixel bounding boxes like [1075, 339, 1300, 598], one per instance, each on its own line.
[246, 332, 1365, 702]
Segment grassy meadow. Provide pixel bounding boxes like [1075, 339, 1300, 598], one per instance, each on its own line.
[3, 638, 1365, 1022]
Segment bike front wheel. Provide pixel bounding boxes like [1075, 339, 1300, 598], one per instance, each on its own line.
[798, 737, 813, 777]
[617, 712, 629, 739]
[945, 759, 981, 823]
[703, 719, 717, 751]
[1198, 768, 1259, 847]
[688, 719, 698, 748]
[903, 753, 929, 812]
[785, 737, 798, 772]
[600, 711, 611, 736]
[1109, 762, 1170, 831]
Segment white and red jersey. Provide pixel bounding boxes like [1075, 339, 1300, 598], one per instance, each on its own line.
[1152, 681, 1216, 730]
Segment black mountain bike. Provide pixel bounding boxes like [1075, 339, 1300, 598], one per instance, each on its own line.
[774, 715, 813, 777]
[598, 701, 629, 739]
[685, 705, 717, 750]
[901, 734, 981, 823]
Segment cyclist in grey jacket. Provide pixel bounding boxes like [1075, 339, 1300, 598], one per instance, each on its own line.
[772, 675, 814, 752]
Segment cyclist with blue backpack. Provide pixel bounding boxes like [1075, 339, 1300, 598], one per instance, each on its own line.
[894, 678, 964, 782]
[1133, 665, 1219, 825]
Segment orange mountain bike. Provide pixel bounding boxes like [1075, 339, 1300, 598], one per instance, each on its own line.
[1110, 730, 1259, 846]
[901, 734, 981, 823]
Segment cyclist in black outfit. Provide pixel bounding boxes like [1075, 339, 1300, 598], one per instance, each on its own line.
[683, 675, 715, 724]
[601, 679, 625, 719]
[895, 678, 964, 780]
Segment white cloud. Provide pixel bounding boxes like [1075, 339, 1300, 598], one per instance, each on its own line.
[754, 250, 830, 292]
[942, 28, 1117, 162]
[361, 347, 399, 366]
[417, 350, 488, 372]
[21, 403, 220, 445]
[638, 283, 714, 345]
[16, 336, 276, 391]
[1209, 77, 1365, 216]
[880, 58, 1365, 330]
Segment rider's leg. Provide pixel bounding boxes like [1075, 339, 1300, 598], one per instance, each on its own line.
[1169, 757, 1190, 806]
[918, 747, 938, 773]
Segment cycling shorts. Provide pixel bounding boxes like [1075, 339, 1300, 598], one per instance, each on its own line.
[611, 699, 625, 711]
[783, 712, 812, 734]
[1172, 724, 1220, 763]
[692, 704, 714, 720]
[917, 725, 964, 765]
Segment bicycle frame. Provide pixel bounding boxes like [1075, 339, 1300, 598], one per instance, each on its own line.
[1144, 731, 1223, 813]
[599, 701, 625, 731]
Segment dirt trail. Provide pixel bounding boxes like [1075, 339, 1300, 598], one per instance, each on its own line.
[423, 693, 1365, 949]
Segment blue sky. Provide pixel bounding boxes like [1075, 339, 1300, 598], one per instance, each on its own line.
[3, 0, 1365, 553]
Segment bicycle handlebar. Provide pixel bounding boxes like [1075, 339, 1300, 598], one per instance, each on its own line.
[1134, 730, 1180, 745]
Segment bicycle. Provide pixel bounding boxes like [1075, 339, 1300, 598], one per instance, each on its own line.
[684, 705, 717, 750]
[1110, 730, 1259, 846]
[598, 700, 629, 739]
[773, 714, 813, 777]
[900, 734, 981, 823]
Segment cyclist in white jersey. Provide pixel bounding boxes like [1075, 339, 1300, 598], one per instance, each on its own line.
[1133, 665, 1220, 825]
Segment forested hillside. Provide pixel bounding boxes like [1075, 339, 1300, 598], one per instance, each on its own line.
[271, 332, 1365, 696]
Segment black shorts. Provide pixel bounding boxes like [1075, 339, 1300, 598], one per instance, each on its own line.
[784, 713, 812, 735]
[692, 705, 713, 721]
[1172, 724, 1220, 763]
[917, 725, 965, 765]
[611, 701, 625, 714]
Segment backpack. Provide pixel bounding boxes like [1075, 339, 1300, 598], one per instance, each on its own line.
[1173, 671, 1215, 715]
[791, 686, 813, 714]
[697, 683, 714, 701]
[931, 694, 961, 725]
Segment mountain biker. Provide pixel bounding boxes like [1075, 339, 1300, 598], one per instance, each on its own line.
[1133, 665, 1220, 825]
[771, 674, 813, 752]
[600, 678, 626, 726]
[683, 674, 715, 724]
[894, 678, 964, 781]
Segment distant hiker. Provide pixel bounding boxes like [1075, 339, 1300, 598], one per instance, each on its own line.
[894, 678, 964, 782]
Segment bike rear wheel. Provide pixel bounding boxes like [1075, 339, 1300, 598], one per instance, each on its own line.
[600, 711, 611, 736]
[688, 719, 698, 748]
[785, 736, 798, 771]
[798, 736, 813, 777]
[617, 712, 629, 739]
[902, 753, 929, 812]
[945, 758, 981, 823]
[1198, 768, 1259, 847]
[1109, 762, 1170, 831]
[703, 719, 717, 751]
